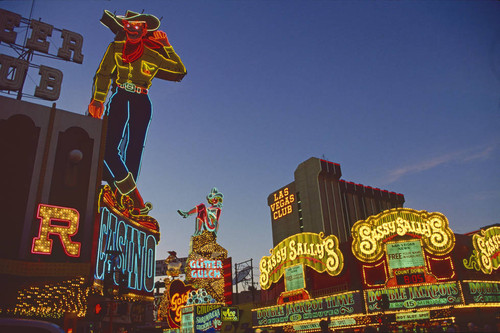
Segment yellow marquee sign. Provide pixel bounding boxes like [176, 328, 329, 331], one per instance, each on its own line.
[464, 226, 500, 274]
[351, 208, 455, 263]
[260, 232, 343, 290]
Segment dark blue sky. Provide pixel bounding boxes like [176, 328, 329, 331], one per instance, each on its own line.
[1, 0, 499, 282]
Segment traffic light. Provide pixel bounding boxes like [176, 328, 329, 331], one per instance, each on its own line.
[95, 302, 107, 317]
[87, 296, 108, 320]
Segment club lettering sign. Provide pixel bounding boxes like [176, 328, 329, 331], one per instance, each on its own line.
[0, 9, 84, 101]
[94, 207, 159, 293]
[462, 281, 500, 305]
[252, 291, 363, 327]
[351, 208, 455, 263]
[269, 186, 296, 221]
[260, 232, 343, 290]
[365, 282, 462, 313]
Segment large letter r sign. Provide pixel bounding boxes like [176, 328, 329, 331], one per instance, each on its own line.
[32, 204, 81, 257]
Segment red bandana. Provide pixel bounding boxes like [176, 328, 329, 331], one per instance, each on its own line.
[122, 36, 163, 64]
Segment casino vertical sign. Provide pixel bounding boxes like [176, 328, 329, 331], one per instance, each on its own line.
[94, 206, 160, 294]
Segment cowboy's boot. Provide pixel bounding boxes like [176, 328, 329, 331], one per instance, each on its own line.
[114, 172, 153, 215]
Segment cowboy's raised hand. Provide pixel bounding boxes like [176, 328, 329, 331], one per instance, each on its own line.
[152, 30, 170, 47]
[88, 99, 104, 119]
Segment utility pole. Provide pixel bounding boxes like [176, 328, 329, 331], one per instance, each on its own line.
[234, 259, 254, 304]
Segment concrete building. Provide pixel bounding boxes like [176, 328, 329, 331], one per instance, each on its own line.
[268, 157, 405, 245]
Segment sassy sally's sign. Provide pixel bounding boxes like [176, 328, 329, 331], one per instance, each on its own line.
[259, 232, 343, 290]
[463, 226, 500, 275]
[351, 208, 455, 263]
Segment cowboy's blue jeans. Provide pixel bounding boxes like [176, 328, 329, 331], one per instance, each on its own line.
[103, 88, 152, 185]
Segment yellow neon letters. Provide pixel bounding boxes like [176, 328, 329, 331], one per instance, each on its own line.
[260, 232, 343, 290]
[270, 187, 295, 221]
[32, 204, 81, 257]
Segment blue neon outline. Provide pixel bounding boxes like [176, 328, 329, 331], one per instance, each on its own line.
[136, 95, 153, 178]
[117, 100, 131, 175]
[103, 160, 115, 179]
[144, 234, 156, 292]
[94, 207, 110, 280]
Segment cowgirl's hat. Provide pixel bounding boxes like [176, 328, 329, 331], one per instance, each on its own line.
[100, 10, 161, 35]
[207, 188, 223, 207]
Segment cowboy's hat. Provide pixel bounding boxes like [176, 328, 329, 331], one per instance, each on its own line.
[100, 10, 161, 35]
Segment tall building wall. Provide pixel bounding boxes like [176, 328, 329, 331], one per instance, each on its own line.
[268, 157, 405, 245]
[0, 95, 103, 265]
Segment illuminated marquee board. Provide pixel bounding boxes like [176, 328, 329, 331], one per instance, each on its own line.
[94, 207, 159, 293]
[462, 281, 500, 305]
[252, 291, 363, 327]
[269, 186, 296, 221]
[181, 304, 224, 333]
[396, 311, 430, 322]
[31, 204, 81, 257]
[284, 264, 305, 292]
[386, 240, 425, 270]
[181, 306, 194, 333]
[293, 318, 357, 331]
[259, 232, 343, 290]
[221, 307, 239, 322]
[351, 208, 455, 263]
[463, 226, 500, 275]
[364, 281, 462, 313]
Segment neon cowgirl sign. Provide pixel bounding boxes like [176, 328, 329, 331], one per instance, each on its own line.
[94, 207, 159, 292]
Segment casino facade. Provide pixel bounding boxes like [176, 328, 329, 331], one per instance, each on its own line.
[254, 158, 499, 332]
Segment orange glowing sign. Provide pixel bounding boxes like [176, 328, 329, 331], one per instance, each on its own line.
[166, 279, 194, 328]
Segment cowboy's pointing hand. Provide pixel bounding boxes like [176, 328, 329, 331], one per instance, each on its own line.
[151, 30, 170, 47]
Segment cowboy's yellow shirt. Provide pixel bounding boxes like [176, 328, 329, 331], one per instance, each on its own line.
[92, 41, 186, 102]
